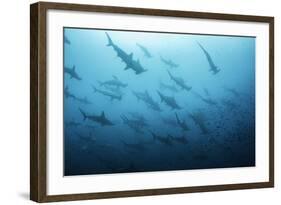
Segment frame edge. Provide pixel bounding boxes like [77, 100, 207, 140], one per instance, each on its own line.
[30, 2, 40, 202]
[268, 17, 274, 187]
[30, 2, 48, 203]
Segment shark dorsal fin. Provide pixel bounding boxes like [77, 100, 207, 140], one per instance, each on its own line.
[101, 111, 105, 118]
[72, 65, 75, 71]
[129, 53, 133, 59]
[112, 75, 118, 80]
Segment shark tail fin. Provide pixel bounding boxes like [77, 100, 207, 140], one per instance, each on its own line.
[175, 112, 180, 123]
[101, 111, 105, 118]
[105, 32, 113, 47]
[92, 85, 97, 92]
[148, 130, 158, 141]
[157, 90, 163, 102]
[213, 68, 220, 75]
[197, 41, 204, 50]
[151, 131, 157, 141]
[148, 130, 155, 140]
[79, 108, 87, 121]
[129, 53, 133, 60]
[167, 70, 172, 78]
[137, 69, 148, 75]
[120, 115, 129, 124]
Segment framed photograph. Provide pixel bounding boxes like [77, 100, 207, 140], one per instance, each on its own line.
[30, 2, 274, 202]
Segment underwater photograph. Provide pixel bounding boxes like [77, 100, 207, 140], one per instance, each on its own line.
[63, 28, 255, 176]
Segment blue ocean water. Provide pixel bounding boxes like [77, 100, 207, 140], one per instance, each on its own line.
[63, 28, 255, 176]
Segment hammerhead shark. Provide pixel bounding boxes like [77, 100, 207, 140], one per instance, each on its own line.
[223, 87, 240, 97]
[75, 96, 92, 105]
[64, 65, 82, 80]
[169, 134, 188, 145]
[77, 132, 97, 145]
[120, 115, 145, 134]
[129, 112, 147, 122]
[197, 42, 220, 75]
[128, 112, 148, 127]
[221, 99, 237, 110]
[162, 116, 178, 127]
[76, 132, 98, 152]
[92, 86, 122, 101]
[99, 75, 128, 88]
[79, 108, 114, 126]
[157, 91, 181, 110]
[136, 43, 152, 58]
[160, 55, 179, 69]
[132, 90, 162, 112]
[159, 81, 179, 93]
[192, 91, 217, 106]
[64, 86, 92, 104]
[167, 70, 192, 91]
[150, 131, 173, 146]
[175, 112, 190, 131]
[189, 111, 209, 134]
[65, 120, 81, 128]
[64, 86, 76, 99]
[105, 32, 147, 75]
[201, 97, 217, 106]
[64, 86, 91, 104]
[102, 84, 124, 96]
[121, 140, 147, 152]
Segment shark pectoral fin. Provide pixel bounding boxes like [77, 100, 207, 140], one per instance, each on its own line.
[213, 69, 220, 74]
[124, 66, 129, 70]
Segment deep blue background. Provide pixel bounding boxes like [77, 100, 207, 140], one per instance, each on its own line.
[64, 28, 255, 176]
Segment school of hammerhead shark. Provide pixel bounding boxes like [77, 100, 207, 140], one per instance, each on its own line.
[63, 31, 254, 174]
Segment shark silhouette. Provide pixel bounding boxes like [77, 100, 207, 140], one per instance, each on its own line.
[106, 32, 147, 74]
[197, 42, 220, 74]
